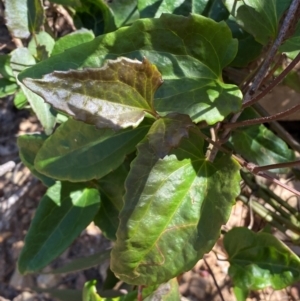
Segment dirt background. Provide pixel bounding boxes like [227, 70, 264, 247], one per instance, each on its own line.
[1, 1, 300, 301]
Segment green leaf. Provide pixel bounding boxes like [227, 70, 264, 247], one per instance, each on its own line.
[224, 227, 300, 291]
[280, 21, 300, 54]
[11, 48, 56, 135]
[5, 0, 45, 38]
[224, 0, 291, 45]
[34, 118, 151, 182]
[0, 54, 15, 81]
[230, 108, 295, 173]
[19, 14, 241, 125]
[95, 162, 130, 240]
[14, 90, 28, 109]
[33, 287, 82, 301]
[17, 134, 55, 187]
[18, 181, 100, 274]
[83, 280, 102, 301]
[111, 128, 241, 285]
[52, 29, 95, 56]
[107, 0, 138, 27]
[138, 0, 186, 18]
[144, 278, 180, 301]
[23, 57, 162, 130]
[49, 0, 82, 8]
[28, 31, 55, 60]
[147, 113, 194, 158]
[226, 17, 263, 67]
[138, 0, 211, 18]
[51, 250, 110, 274]
[0, 78, 18, 98]
[74, 0, 115, 35]
[233, 286, 249, 301]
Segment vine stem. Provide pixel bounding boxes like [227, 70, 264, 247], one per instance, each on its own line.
[243, 0, 300, 103]
[242, 51, 300, 109]
[207, 0, 300, 162]
[203, 257, 225, 301]
[223, 103, 300, 129]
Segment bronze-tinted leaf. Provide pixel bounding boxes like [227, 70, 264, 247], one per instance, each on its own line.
[147, 113, 194, 158]
[23, 57, 163, 130]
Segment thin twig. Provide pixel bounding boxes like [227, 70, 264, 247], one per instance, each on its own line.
[253, 103, 300, 153]
[251, 160, 300, 172]
[243, 0, 300, 103]
[243, 52, 300, 109]
[203, 257, 225, 301]
[223, 104, 300, 129]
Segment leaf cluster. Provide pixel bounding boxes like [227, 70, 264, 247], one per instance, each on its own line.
[2, 0, 300, 300]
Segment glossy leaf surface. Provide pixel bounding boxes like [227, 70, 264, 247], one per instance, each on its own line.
[111, 128, 241, 285]
[52, 29, 95, 56]
[18, 181, 100, 274]
[147, 113, 194, 158]
[20, 14, 241, 125]
[230, 108, 295, 173]
[34, 118, 151, 181]
[5, 0, 44, 38]
[94, 163, 130, 240]
[224, 227, 300, 290]
[11, 48, 56, 135]
[23, 57, 162, 130]
[224, 0, 291, 45]
[17, 134, 55, 187]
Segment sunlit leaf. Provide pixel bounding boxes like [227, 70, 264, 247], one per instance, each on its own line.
[5, 0, 44, 38]
[11, 48, 56, 135]
[14, 90, 28, 109]
[224, 227, 300, 291]
[28, 31, 55, 60]
[18, 181, 100, 274]
[111, 128, 241, 285]
[19, 14, 241, 126]
[23, 57, 162, 130]
[52, 29, 95, 56]
[34, 118, 152, 181]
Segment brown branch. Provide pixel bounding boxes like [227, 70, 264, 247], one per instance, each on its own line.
[243, 0, 300, 103]
[251, 160, 300, 173]
[242, 51, 300, 109]
[223, 104, 300, 129]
